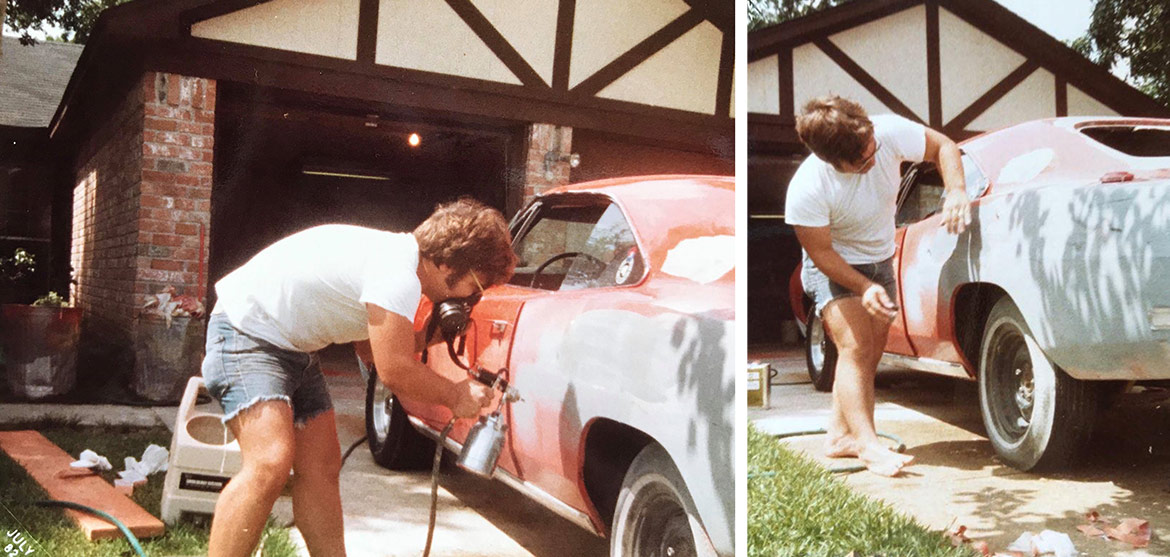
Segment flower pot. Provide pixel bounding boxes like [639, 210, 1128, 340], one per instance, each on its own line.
[0, 304, 81, 400]
[132, 315, 207, 403]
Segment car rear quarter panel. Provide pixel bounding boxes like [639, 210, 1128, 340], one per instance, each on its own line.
[910, 179, 1170, 380]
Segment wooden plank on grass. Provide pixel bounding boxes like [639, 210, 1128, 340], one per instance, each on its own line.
[0, 430, 166, 541]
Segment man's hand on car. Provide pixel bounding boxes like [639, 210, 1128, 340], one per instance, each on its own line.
[940, 188, 972, 234]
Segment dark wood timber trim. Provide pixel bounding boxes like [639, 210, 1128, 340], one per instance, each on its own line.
[778, 48, 794, 125]
[748, 113, 801, 149]
[680, 0, 732, 32]
[552, 0, 575, 91]
[715, 27, 733, 118]
[926, 1, 941, 128]
[356, 0, 379, 65]
[1055, 76, 1068, 117]
[944, 60, 1038, 134]
[445, 0, 546, 87]
[572, 9, 705, 96]
[814, 38, 922, 123]
[750, 0, 919, 61]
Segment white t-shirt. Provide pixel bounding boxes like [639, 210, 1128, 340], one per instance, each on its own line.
[785, 114, 926, 264]
[214, 224, 422, 353]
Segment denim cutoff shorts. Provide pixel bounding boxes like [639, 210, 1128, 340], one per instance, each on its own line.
[801, 257, 897, 317]
[201, 312, 332, 427]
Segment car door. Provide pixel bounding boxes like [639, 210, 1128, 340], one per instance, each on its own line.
[897, 154, 991, 361]
[501, 194, 648, 512]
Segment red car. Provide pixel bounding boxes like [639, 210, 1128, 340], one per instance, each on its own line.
[365, 175, 734, 556]
[791, 117, 1170, 472]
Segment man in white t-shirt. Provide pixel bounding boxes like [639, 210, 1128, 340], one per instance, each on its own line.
[785, 96, 971, 477]
[201, 198, 516, 556]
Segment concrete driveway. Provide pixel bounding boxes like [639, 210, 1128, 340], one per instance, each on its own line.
[749, 347, 1170, 556]
[306, 363, 609, 557]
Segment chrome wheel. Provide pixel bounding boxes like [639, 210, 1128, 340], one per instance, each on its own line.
[808, 316, 826, 371]
[365, 369, 433, 469]
[804, 310, 837, 392]
[372, 380, 393, 441]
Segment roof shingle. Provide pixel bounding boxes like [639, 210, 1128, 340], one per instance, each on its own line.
[0, 36, 83, 128]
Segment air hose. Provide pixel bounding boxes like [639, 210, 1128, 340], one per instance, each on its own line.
[335, 418, 455, 557]
[423, 419, 456, 557]
[747, 429, 906, 477]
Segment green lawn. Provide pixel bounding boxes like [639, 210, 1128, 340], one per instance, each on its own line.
[0, 422, 298, 556]
[748, 425, 977, 557]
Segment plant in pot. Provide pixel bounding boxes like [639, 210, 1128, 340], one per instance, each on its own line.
[0, 248, 82, 400]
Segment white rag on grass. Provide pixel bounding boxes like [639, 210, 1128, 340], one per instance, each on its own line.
[118, 444, 169, 484]
[70, 449, 113, 471]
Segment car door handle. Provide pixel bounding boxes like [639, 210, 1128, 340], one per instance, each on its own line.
[489, 320, 510, 337]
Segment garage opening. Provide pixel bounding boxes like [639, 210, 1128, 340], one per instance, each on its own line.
[209, 83, 516, 294]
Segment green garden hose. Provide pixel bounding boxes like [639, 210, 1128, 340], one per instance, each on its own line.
[748, 429, 906, 477]
[31, 499, 148, 557]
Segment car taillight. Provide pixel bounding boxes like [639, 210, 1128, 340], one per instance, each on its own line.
[1101, 171, 1135, 183]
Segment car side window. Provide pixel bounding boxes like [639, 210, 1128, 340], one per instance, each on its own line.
[963, 153, 990, 199]
[895, 162, 945, 226]
[509, 201, 644, 291]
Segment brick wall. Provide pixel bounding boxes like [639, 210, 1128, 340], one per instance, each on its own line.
[522, 123, 573, 200]
[139, 73, 215, 301]
[71, 72, 214, 363]
[72, 80, 146, 343]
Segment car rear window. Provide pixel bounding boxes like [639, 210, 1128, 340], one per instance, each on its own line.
[1080, 126, 1170, 157]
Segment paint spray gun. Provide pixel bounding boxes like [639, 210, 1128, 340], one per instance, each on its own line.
[422, 296, 522, 477]
[457, 364, 521, 476]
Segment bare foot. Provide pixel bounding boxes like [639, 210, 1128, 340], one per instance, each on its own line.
[858, 443, 914, 477]
[823, 434, 859, 459]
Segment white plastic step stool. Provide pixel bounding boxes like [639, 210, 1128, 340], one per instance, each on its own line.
[159, 376, 290, 523]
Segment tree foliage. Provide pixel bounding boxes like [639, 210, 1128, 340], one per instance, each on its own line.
[1080, 0, 1170, 106]
[3, 0, 126, 45]
[748, 0, 855, 31]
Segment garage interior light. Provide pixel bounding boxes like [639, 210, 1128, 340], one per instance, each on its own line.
[302, 163, 393, 181]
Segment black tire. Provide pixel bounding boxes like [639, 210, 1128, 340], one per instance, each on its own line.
[978, 297, 1097, 471]
[805, 309, 838, 392]
[364, 371, 434, 470]
[610, 444, 707, 557]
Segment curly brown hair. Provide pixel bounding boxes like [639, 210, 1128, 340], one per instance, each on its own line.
[413, 198, 516, 287]
[796, 95, 873, 167]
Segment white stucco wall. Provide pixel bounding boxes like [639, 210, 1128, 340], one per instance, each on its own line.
[748, 55, 780, 114]
[829, 5, 928, 121]
[376, 0, 521, 84]
[596, 21, 723, 114]
[969, 67, 1057, 131]
[569, 0, 690, 88]
[793, 43, 893, 117]
[938, 7, 1026, 125]
[191, 0, 360, 60]
[472, 0, 558, 86]
[1068, 86, 1120, 117]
